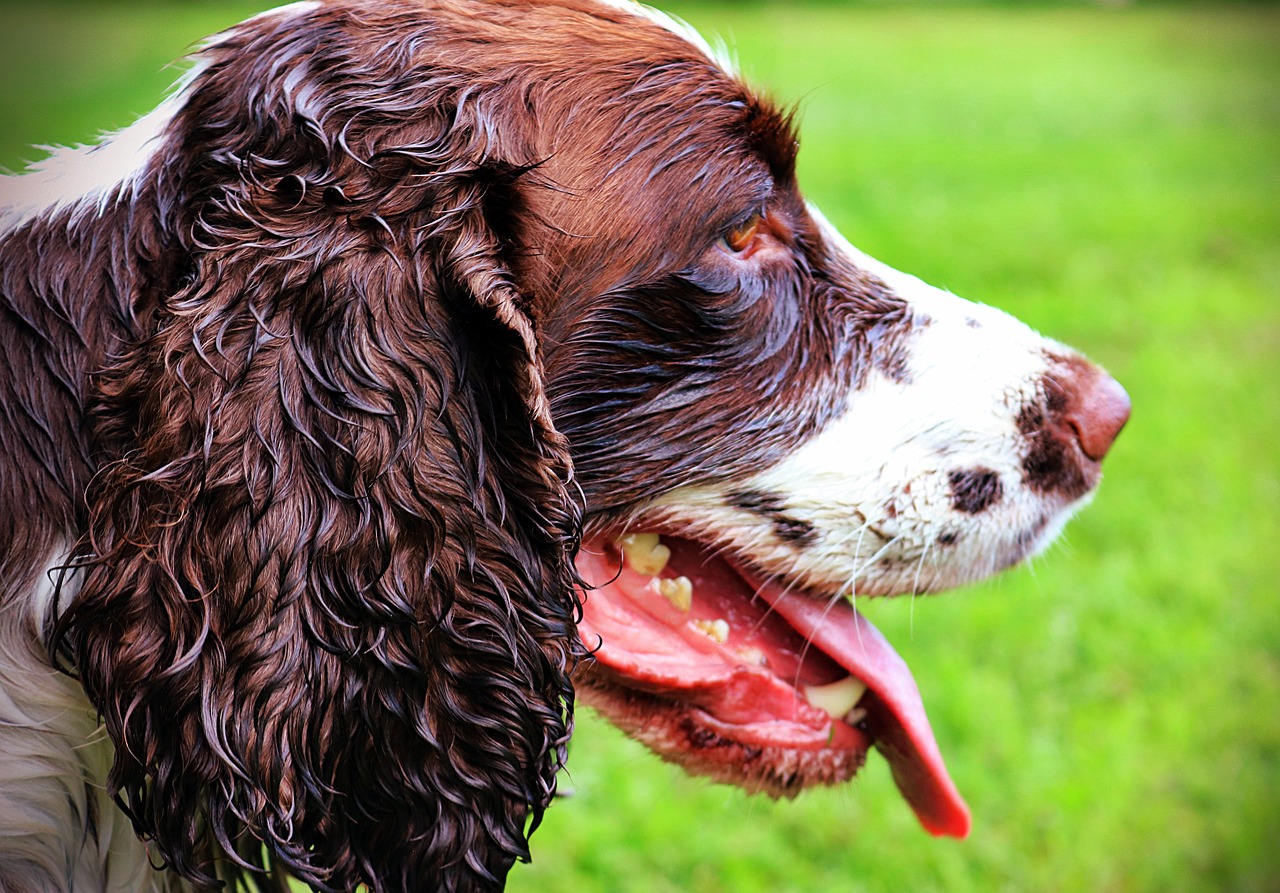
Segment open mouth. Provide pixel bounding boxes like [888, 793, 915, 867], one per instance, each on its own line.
[573, 532, 971, 838]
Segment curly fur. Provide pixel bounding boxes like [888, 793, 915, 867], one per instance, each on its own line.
[8, 4, 594, 890]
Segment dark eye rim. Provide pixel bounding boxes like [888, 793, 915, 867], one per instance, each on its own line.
[718, 210, 767, 256]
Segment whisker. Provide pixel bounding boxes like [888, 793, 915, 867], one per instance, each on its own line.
[909, 539, 932, 639]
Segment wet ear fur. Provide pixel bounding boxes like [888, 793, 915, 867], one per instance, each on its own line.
[54, 14, 579, 893]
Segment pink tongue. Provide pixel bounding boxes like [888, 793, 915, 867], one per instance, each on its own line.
[747, 574, 971, 838]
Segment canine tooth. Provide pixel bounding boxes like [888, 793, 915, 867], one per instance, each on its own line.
[618, 532, 670, 576]
[657, 576, 693, 612]
[804, 676, 868, 720]
[693, 618, 730, 644]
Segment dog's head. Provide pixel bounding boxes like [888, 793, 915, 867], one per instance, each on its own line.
[32, 0, 1126, 889]
[476, 0, 1130, 838]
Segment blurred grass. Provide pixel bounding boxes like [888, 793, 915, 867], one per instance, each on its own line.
[2, 3, 1277, 892]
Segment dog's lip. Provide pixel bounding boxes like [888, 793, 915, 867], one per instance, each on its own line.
[574, 535, 971, 838]
[736, 563, 971, 838]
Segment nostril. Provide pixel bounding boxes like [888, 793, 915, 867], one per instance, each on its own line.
[1064, 372, 1131, 461]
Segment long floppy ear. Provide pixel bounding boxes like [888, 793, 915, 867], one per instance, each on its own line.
[54, 14, 580, 893]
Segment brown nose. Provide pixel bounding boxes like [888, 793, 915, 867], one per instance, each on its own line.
[1059, 360, 1131, 461]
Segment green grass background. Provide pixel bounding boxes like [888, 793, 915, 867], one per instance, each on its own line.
[2, 2, 1276, 891]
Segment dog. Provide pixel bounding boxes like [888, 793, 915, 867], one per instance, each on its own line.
[0, 1, 1129, 890]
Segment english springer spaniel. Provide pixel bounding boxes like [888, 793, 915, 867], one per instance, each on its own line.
[0, 1, 1130, 891]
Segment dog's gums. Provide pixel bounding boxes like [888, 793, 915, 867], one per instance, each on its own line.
[574, 533, 971, 838]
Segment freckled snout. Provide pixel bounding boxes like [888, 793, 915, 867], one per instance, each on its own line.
[1055, 358, 1131, 462]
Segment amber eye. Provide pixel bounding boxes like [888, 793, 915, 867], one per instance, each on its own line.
[721, 212, 763, 254]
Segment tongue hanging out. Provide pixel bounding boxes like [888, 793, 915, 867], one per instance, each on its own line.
[574, 534, 971, 839]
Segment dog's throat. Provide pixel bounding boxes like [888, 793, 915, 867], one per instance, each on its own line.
[574, 535, 971, 838]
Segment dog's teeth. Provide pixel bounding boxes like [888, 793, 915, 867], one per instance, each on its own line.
[617, 532, 670, 576]
[656, 576, 693, 612]
[803, 676, 868, 720]
[735, 646, 769, 667]
[692, 618, 730, 644]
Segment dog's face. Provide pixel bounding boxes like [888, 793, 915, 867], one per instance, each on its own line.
[486, 1, 1129, 835]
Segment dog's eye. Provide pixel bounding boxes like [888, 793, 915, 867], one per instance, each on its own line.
[720, 212, 763, 255]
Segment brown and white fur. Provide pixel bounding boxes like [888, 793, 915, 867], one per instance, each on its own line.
[0, 1, 1129, 891]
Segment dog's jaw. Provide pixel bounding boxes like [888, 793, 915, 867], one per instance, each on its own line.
[574, 534, 972, 837]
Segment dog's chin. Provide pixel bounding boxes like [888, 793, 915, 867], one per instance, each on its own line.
[572, 534, 972, 839]
[967, 491, 1092, 586]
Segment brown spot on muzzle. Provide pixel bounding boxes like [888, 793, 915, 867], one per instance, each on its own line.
[947, 468, 1003, 514]
[728, 488, 820, 548]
